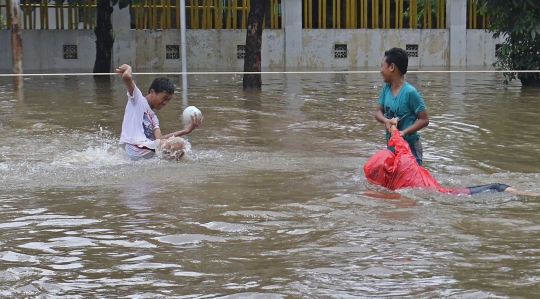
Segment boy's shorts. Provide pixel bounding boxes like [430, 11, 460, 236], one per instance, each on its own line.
[467, 183, 510, 195]
[409, 140, 423, 166]
[123, 140, 161, 161]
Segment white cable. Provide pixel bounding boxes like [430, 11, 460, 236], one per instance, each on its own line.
[1, 70, 540, 77]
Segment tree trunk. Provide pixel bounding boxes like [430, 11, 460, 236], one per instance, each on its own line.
[10, 0, 23, 91]
[243, 0, 269, 90]
[93, 0, 114, 73]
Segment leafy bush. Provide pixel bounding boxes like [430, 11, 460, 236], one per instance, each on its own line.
[477, 0, 540, 86]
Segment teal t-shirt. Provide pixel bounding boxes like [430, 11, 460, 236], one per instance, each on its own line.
[378, 82, 426, 143]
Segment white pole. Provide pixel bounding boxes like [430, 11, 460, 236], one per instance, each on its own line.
[180, 0, 188, 107]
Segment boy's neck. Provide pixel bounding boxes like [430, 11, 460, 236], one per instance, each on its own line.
[389, 76, 406, 91]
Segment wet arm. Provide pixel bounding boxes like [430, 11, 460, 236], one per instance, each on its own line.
[400, 110, 429, 136]
[375, 104, 398, 132]
[154, 128, 191, 140]
[153, 115, 203, 140]
[116, 64, 135, 96]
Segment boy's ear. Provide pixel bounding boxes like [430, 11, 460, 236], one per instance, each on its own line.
[389, 63, 395, 72]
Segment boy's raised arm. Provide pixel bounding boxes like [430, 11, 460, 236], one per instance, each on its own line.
[153, 115, 204, 140]
[115, 64, 136, 96]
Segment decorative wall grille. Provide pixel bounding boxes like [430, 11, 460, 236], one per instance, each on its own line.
[334, 44, 347, 58]
[166, 45, 180, 59]
[63, 45, 78, 59]
[406, 44, 419, 57]
[237, 45, 246, 59]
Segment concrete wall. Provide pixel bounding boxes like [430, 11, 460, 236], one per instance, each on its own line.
[0, 0, 504, 72]
[128, 29, 284, 70]
[298, 29, 448, 68]
[466, 29, 504, 67]
[0, 30, 96, 71]
[0, 28, 499, 71]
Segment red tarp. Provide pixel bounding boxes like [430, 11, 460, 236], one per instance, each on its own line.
[364, 130, 468, 194]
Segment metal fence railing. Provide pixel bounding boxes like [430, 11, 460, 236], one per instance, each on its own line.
[0, 0, 281, 30]
[302, 0, 446, 29]
[132, 0, 281, 30]
[467, 0, 489, 29]
[0, 0, 488, 30]
[0, 0, 97, 29]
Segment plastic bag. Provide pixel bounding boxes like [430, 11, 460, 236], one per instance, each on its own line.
[364, 130, 465, 194]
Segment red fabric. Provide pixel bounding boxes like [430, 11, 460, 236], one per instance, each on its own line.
[364, 130, 469, 194]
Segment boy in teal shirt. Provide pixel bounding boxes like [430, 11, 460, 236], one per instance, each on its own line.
[374, 47, 429, 165]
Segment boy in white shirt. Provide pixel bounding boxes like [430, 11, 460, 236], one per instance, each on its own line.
[116, 64, 203, 160]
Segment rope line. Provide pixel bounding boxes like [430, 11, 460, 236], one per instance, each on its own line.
[1, 70, 540, 77]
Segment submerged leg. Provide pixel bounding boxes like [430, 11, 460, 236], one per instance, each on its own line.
[503, 187, 540, 197]
[467, 183, 539, 196]
[467, 183, 510, 195]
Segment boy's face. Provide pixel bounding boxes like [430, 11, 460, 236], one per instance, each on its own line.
[150, 90, 173, 110]
[380, 57, 394, 83]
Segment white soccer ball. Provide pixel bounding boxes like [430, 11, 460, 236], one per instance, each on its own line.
[182, 106, 202, 126]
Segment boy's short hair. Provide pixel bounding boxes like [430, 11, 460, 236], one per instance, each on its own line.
[384, 48, 409, 75]
[149, 77, 176, 94]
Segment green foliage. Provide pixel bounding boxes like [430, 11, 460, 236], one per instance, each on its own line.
[476, 0, 540, 85]
[0, 15, 6, 29]
[404, 0, 440, 28]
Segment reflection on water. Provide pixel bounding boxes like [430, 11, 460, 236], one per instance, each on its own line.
[1, 70, 540, 298]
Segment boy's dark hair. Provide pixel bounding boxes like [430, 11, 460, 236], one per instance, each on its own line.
[148, 77, 176, 94]
[384, 48, 409, 75]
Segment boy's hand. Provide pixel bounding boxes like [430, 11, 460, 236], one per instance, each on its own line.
[116, 64, 135, 95]
[116, 64, 132, 80]
[385, 117, 399, 133]
[184, 114, 204, 134]
[384, 117, 399, 133]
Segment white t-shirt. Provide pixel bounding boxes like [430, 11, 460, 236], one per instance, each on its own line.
[119, 85, 160, 149]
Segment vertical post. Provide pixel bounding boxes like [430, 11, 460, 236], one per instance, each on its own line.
[447, 0, 467, 66]
[10, 0, 23, 91]
[410, 0, 417, 28]
[332, 0, 336, 28]
[283, 0, 302, 67]
[111, 2, 132, 70]
[180, 0, 188, 106]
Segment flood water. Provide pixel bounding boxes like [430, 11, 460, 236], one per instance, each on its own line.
[1, 69, 540, 298]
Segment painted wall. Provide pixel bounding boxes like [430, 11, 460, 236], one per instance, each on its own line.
[0, 0, 502, 72]
[0, 28, 498, 72]
[466, 29, 504, 68]
[298, 29, 449, 68]
[130, 30, 284, 70]
[0, 30, 96, 72]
